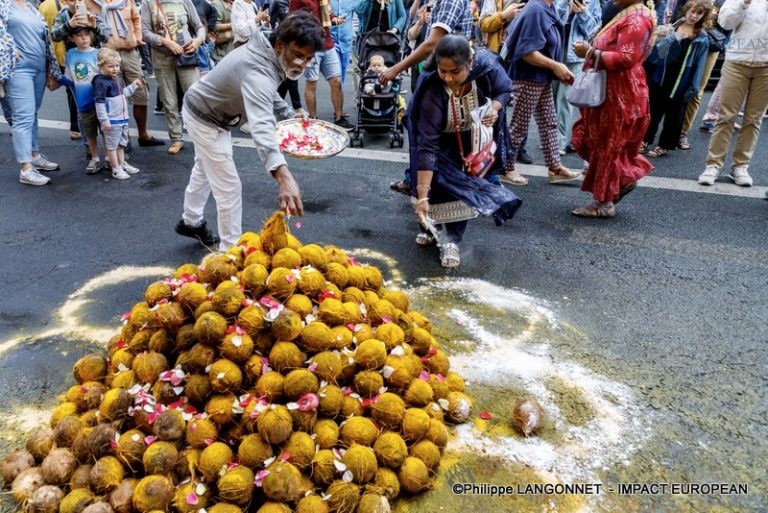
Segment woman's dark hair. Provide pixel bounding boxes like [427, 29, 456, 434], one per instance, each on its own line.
[676, 0, 714, 34]
[273, 11, 324, 51]
[434, 35, 473, 68]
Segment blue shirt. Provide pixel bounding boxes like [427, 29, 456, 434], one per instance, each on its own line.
[330, 0, 360, 47]
[62, 47, 99, 111]
[554, 0, 601, 63]
[7, 1, 47, 71]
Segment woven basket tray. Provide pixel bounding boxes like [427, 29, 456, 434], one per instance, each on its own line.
[412, 198, 479, 224]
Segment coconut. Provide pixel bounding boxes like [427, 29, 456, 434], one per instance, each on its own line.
[109, 370, 135, 390]
[68, 464, 92, 490]
[209, 358, 243, 393]
[72, 382, 108, 412]
[141, 441, 178, 475]
[89, 456, 124, 493]
[132, 351, 169, 384]
[345, 266, 366, 290]
[340, 395, 364, 418]
[339, 302, 360, 324]
[424, 375, 449, 401]
[298, 322, 334, 353]
[73, 354, 108, 384]
[176, 448, 201, 480]
[354, 339, 387, 370]
[172, 481, 210, 513]
[401, 408, 431, 442]
[513, 398, 543, 437]
[11, 468, 44, 503]
[310, 351, 342, 384]
[237, 433, 273, 469]
[291, 408, 317, 433]
[353, 323, 375, 344]
[296, 494, 329, 513]
[208, 503, 243, 513]
[144, 281, 173, 306]
[152, 377, 178, 406]
[218, 466, 255, 505]
[342, 444, 378, 484]
[1, 450, 35, 485]
[233, 309, 262, 341]
[369, 468, 400, 502]
[153, 409, 185, 441]
[132, 475, 174, 513]
[295, 244, 327, 271]
[372, 431, 408, 469]
[404, 379, 433, 407]
[309, 449, 336, 486]
[197, 442, 233, 482]
[177, 282, 209, 312]
[179, 343, 217, 373]
[445, 391, 473, 424]
[205, 393, 237, 426]
[340, 416, 378, 447]
[374, 324, 404, 351]
[115, 429, 147, 471]
[271, 247, 302, 269]
[283, 369, 319, 400]
[194, 300, 215, 318]
[318, 384, 344, 418]
[397, 457, 431, 494]
[406, 311, 431, 332]
[257, 405, 293, 445]
[424, 418, 448, 448]
[79, 409, 100, 429]
[280, 432, 316, 469]
[312, 418, 339, 450]
[151, 301, 187, 332]
[265, 268, 297, 299]
[324, 245, 349, 264]
[40, 448, 77, 485]
[270, 310, 303, 341]
[212, 280, 246, 318]
[331, 326, 354, 350]
[262, 461, 302, 502]
[295, 266, 324, 296]
[184, 373, 212, 405]
[175, 263, 200, 279]
[317, 298, 349, 326]
[26, 426, 54, 462]
[244, 249, 271, 269]
[126, 301, 151, 328]
[382, 356, 412, 390]
[109, 478, 137, 513]
[186, 418, 218, 449]
[238, 231, 262, 249]
[379, 290, 408, 313]
[127, 330, 152, 354]
[352, 370, 382, 398]
[193, 311, 229, 345]
[356, 493, 390, 513]
[341, 286, 365, 305]
[360, 268, 381, 292]
[58, 488, 95, 513]
[109, 349, 135, 372]
[70, 424, 115, 464]
[324, 262, 349, 289]
[255, 371, 285, 401]
[408, 440, 441, 471]
[147, 329, 173, 354]
[26, 484, 65, 513]
[256, 503, 291, 513]
[199, 253, 238, 286]
[268, 341, 305, 373]
[422, 350, 450, 376]
[239, 264, 269, 297]
[326, 481, 361, 513]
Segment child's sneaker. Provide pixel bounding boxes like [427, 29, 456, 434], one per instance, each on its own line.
[122, 162, 140, 175]
[85, 159, 101, 175]
[112, 167, 130, 180]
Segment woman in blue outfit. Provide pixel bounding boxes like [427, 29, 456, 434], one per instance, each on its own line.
[407, 35, 522, 269]
[356, 0, 406, 36]
[2, 0, 62, 186]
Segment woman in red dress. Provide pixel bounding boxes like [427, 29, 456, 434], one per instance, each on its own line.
[570, 0, 656, 218]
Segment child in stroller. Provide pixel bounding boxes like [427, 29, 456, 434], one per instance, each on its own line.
[349, 32, 405, 148]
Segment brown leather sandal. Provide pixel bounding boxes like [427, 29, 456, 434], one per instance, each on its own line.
[571, 201, 616, 218]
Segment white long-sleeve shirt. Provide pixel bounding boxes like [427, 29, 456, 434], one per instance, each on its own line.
[719, 0, 768, 66]
[231, 0, 261, 43]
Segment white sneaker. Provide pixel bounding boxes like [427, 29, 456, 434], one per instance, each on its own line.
[697, 165, 719, 186]
[112, 167, 130, 180]
[31, 154, 59, 171]
[85, 158, 101, 175]
[729, 165, 752, 187]
[19, 168, 51, 185]
[122, 162, 140, 175]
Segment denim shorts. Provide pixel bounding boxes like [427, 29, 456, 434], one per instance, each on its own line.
[303, 49, 342, 82]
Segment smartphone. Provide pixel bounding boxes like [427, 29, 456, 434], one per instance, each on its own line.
[261, 2, 270, 10]
[75, 1, 87, 17]
[671, 17, 685, 27]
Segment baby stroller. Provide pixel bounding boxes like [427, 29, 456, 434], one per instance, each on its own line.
[349, 31, 405, 148]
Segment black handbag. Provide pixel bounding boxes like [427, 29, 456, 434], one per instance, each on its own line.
[175, 51, 198, 68]
[705, 28, 726, 53]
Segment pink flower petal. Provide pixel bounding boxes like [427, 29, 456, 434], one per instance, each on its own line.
[186, 493, 199, 506]
[418, 371, 430, 381]
[144, 436, 157, 445]
[479, 411, 493, 420]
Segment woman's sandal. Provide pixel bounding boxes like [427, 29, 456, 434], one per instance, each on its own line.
[613, 181, 637, 204]
[571, 201, 616, 218]
[389, 180, 411, 195]
[678, 134, 691, 150]
[415, 232, 436, 246]
[499, 170, 529, 186]
[639, 141, 649, 154]
[646, 146, 668, 158]
[439, 243, 460, 269]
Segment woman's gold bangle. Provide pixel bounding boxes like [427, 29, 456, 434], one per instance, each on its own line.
[415, 198, 429, 205]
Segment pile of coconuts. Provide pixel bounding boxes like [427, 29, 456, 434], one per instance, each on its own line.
[0, 212, 473, 513]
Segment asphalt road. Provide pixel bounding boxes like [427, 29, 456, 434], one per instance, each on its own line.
[0, 74, 766, 512]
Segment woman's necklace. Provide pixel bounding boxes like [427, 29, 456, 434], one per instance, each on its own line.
[451, 82, 470, 97]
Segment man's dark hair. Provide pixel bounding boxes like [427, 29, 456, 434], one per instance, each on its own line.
[273, 11, 324, 51]
[434, 35, 472, 68]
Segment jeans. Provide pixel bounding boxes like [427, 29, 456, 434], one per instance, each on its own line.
[551, 61, 584, 149]
[6, 65, 46, 164]
[334, 42, 352, 84]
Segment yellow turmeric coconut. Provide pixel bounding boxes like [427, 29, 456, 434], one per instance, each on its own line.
[266, 267, 297, 299]
[324, 262, 349, 289]
[193, 311, 229, 345]
[197, 442, 233, 482]
[354, 339, 387, 370]
[178, 343, 216, 374]
[401, 408, 431, 442]
[340, 286, 365, 306]
[208, 503, 243, 513]
[370, 393, 405, 430]
[369, 468, 400, 502]
[327, 481, 361, 513]
[353, 371, 384, 398]
[404, 379, 433, 407]
[58, 488, 95, 513]
[342, 444, 378, 484]
[382, 356, 412, 391]
[131, 474, 175, 513]
[127, 330, 152, 354]
[172, 481, 210, 513]
[40, 448, 77, 485]
[340, 416, 379, 447]
[244, 248, 272, 269]
[443, 371, 465, 392]
[340, 395, 364, 418]
[408, 440, 441, 471]
[218, 466, 255, 505]
[363, 291, 380, 310]
[397, 457, 431, 494]
[251, 332, 275, 355]
[108, 369, 136, 389]
[284, 294, 312, 318]
[317, 298, 348, 326]
[324, 245, 349, 264]
[309, 449, 336, 486]
[240, 263, 269, 295]
[445, 391, 473, 424]
[212, 280, 246, 318]
[98, 388, 131, 422]
[176, 448, 201, 481]
[176, 281, 209, 312]
[50, 402, 79, 428]
[199, 253, 239, 286]
[257, 503, 292, 513]
[270, 247, 301, 269]
[296, 243, 327, 271]
[262, 461, 302, 502]
[176, 323, 197, 350]
[311, 351, 343, 384]
[132, 351, 169, 384]
[209, 358, 244, 393]
[148, 329, 172, 354]
[237, 433, 273, 469]
[235, 305, 265, 337]
[89, 456, 125, 493]
[298, 266, 326, 296]
[341, 302, 361, 324]
[174, 263, 200, 279]
[238, 231, 262, 249]
[243, 355, 265, 385]
[374, 324, 404, 350]
[116, 430, 147, 470]
[345, 266, 367, 290]
[142, 441, 179, 475]
[151, 301, 187, 332]
[257, 405, 294, 445]
[255, 371, 286, 401]
[76, 409, 98, 429]
[186, 418, 218, 449]
[220, 332, 254, 364]
[318, 384, 344, 418]
[373, 432, 408, 470]
[144, 280, 173, 306]
[423, 350, 450, 376]
[290, 408, 317, 433]
[184, 373, 212, 405]
[73, 354, 108, 384]
[356, 493, 390, 513]
[381, 290, 408, 313]
[296, 494, 330, 513]
[427, 375, 450, 400]
[271, 309, 303, 341]
[205, 393, 237, 426]
[194, 300, 215, 319]
[281, 432, 316, 469]
[425, 418, 449, 448]
[312, 419, 339, 450]
[330, 325, 354, 350]
[109, 348, 135, 371]
[299, 322, 335, 353]
[268, 341, 305, 373]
